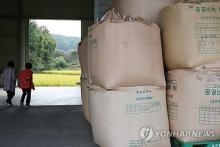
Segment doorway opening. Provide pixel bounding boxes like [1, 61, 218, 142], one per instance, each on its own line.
[24, 19, 82, 106]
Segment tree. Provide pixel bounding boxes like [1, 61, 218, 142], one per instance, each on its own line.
[53, 56, 68, 69]
[28, 21, 56, 72]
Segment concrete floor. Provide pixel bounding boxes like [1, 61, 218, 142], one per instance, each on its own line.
[0, 87, 82, 106]
[0, 105, 98, 147]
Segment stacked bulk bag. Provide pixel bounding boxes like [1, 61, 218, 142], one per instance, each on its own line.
[160, 1, 220, 143]
[78, 37, 89, 79]
[167, 62, 220, 142]
[78, 38, 90, 122]
[88, 11, 166, 89]
[89, 85, 170, 147]
[80, 78, 90, 122]
[113, 0, 175, 23]
[88, 10, 171, 147]
[160, 2, 220, 70]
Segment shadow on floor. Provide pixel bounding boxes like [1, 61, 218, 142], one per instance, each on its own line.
[0, 105, 98, 147]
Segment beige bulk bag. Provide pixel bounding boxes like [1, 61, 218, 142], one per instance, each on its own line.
[78, 37, 89, 78]
[113, 0, 175, 23]
[160, 2, 220, 70]
[80, 78, 90, 123]
[89, 85, 170, 147]
[88, 11, 166, 89]
[167, 62, 220, 142]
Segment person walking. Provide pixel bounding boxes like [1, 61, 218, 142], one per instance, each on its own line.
[18, 63, 35, 107]
[1, 61, 16, 107]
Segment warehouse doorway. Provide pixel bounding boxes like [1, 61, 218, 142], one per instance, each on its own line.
[14, 19, 82, 106]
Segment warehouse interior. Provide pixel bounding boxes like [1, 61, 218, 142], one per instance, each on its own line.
[2, 0, 220, 147]
[0, 0, 113, 71]
[0, 0, 111, 146]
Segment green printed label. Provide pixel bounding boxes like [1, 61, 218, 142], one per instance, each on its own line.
[126, 101, 161, 114]
[128, 139, 145, 147]
[136, 97, 152, 101]
[210, 99, 220, 104]
[205, 84, 220, 96]
[195, 6, 219, 13]
[201, 16, 220, 20]
[136, 89, 152, 94]
[195, 23, 220, 55]
[135, 89, 153, 101]
[205, 88, 220, 96]
[167, 80, 177, 91]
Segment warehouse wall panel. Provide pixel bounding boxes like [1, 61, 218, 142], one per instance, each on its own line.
[0, 19, 19, 36]
[0, 37, 18, 54]
[0, 55, 18, 72]
[22, 0, 94, 19]
[0, 0, 20, 16]
[0, 19, 20, 72]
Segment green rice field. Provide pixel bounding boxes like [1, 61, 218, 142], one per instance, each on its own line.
[33, 70, 81, 86]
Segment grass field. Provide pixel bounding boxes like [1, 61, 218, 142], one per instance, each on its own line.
[40, 70, 81, 75]
[33, 70, 81, 87]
